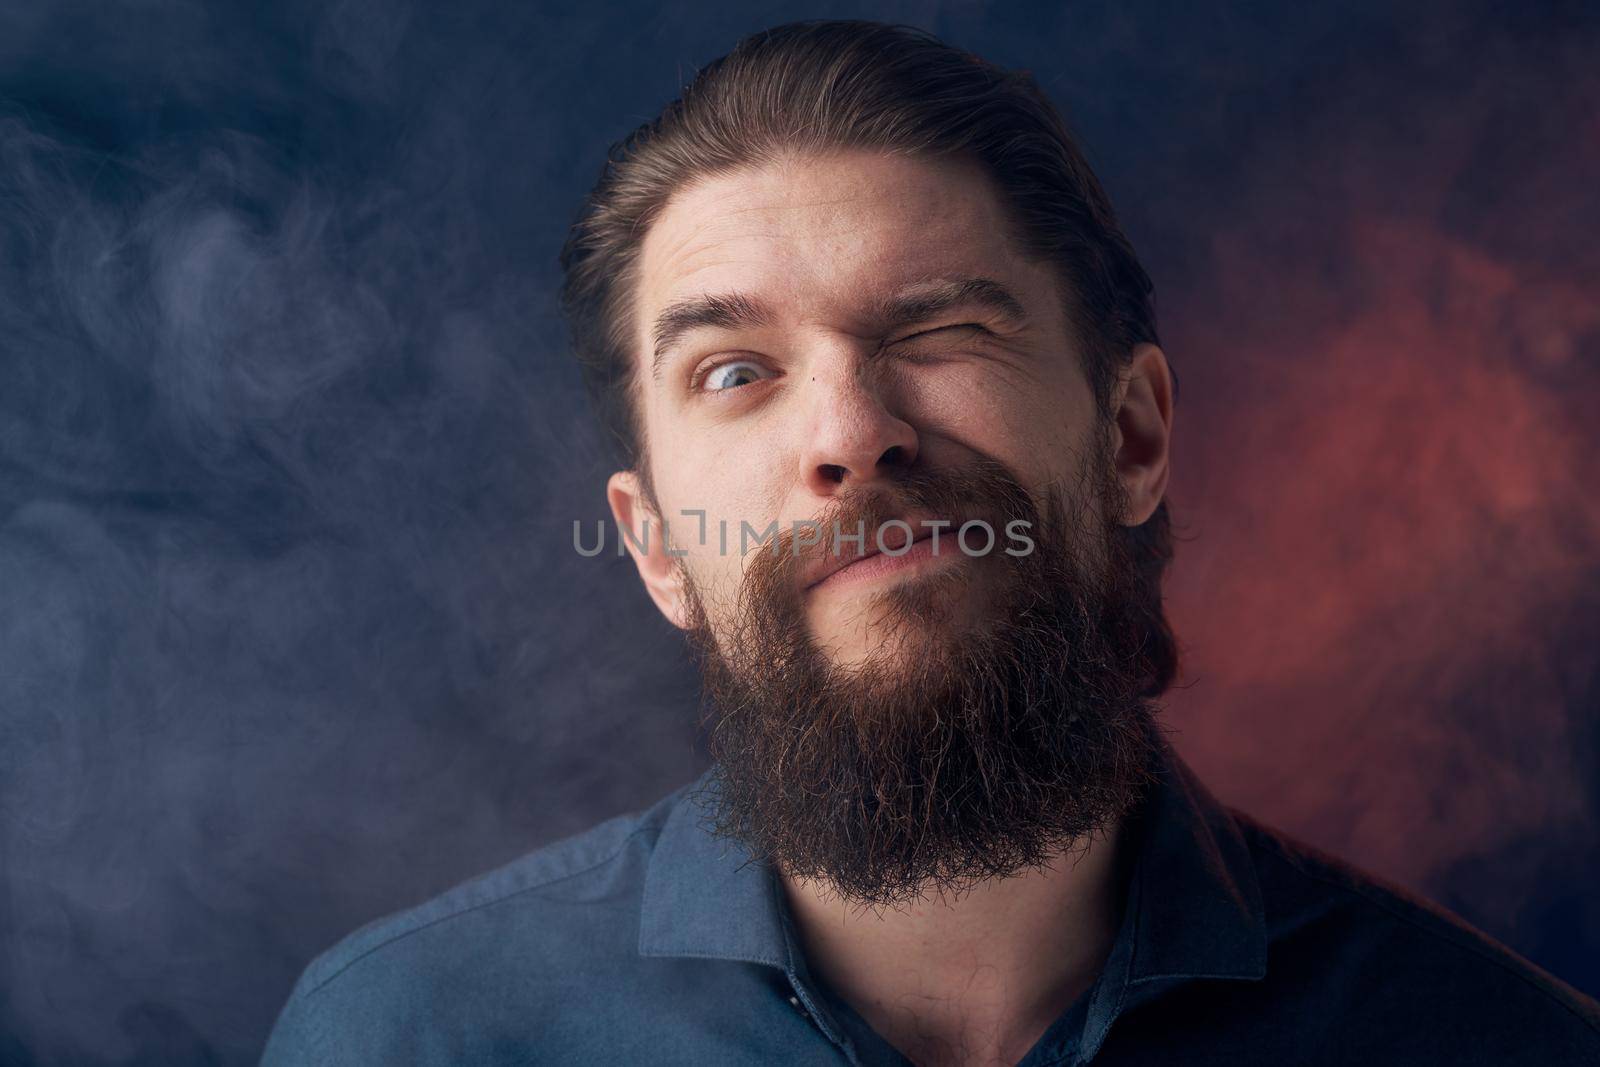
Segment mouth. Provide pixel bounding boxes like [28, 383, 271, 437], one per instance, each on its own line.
[801, 517, 961, 593]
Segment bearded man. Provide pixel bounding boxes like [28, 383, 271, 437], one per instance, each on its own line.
[264, 19, 1600, 1067]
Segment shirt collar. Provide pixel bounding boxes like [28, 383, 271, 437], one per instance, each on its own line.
[1124, 733, 1269, 984]
[638, 734, 1268, 990]
[637, 766, 793, 969]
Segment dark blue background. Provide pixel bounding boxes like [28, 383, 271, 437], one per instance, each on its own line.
[2, 2, 1596, 1064]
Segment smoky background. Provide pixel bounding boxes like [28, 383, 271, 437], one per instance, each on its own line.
[0, 1, 1595, 1063]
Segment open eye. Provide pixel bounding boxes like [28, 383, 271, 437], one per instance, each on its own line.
[700, 359, 775, 392]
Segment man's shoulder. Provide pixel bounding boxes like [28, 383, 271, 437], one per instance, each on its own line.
[298, 783, 686, 992]
[1227, 805, 1600, 1054]
[262, 776, 701, 1064]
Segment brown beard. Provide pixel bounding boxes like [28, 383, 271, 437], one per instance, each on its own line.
[674, 423, 1163, 911]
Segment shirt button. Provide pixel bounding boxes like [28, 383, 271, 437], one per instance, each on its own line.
[788, 995, 813, 1021]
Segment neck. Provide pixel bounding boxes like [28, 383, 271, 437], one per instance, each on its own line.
[778, 818, 1129, 1067]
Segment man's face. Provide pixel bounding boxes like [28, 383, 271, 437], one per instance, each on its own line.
[609, 148, 1167, 907]
[626, 149, 1106, 666]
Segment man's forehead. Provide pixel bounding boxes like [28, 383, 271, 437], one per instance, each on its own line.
[634, 156, 1023, 342]
[660, 149, 993, 223]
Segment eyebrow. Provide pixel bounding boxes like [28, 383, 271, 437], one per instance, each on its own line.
[649, 275, 1029, 380]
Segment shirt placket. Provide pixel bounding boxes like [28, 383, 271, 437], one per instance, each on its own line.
[783, 971, 863, 1064]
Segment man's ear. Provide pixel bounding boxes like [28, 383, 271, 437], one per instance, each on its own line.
[1108, 343, 1174, 526]
[607, 469, 690, 630]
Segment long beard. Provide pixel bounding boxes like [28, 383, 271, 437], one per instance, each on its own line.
[677, 434, 1163, 911]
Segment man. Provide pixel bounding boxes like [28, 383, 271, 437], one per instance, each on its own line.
[263, 19, 1600, 1066]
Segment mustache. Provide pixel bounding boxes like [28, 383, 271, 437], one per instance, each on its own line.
[748, 455, 1040, 584]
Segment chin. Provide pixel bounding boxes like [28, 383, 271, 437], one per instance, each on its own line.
[814, 569, 995, 674]
[815, 628, 929, 676]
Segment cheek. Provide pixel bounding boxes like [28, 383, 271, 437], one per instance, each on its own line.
[659, 452, 784, 546]
[902, 361, 1091, 483]
[649, 432, 790, 600]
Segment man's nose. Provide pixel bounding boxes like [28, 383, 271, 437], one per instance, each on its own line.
[797, 363, 920, 496]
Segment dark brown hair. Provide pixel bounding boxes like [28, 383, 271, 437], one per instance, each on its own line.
[558, 18, 1180, 698]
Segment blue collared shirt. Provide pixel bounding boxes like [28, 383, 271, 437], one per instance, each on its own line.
[262, 739, 1600, 1065]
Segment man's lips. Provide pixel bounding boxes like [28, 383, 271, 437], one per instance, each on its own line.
[800, 516, 950, 591]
